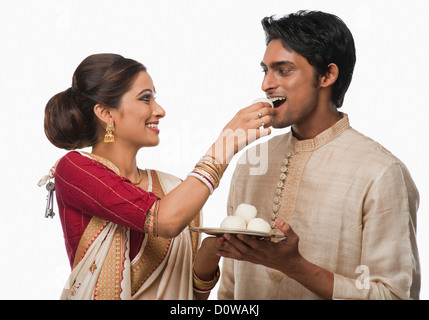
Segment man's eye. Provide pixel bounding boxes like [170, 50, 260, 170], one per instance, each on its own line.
[278, 69, 291, 75]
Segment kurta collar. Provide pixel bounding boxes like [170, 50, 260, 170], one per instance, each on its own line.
[290, 113, 350, 152]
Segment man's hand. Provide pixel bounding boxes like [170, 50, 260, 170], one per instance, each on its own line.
[217, 218, 334, 299]
[217, 218, 301, 274]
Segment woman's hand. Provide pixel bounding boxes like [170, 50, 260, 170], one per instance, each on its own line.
[192, 236, 224, 300]
[209, 101, 273, 167]
[194, 236, 224, 279]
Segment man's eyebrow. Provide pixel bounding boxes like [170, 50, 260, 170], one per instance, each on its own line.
[260, 61, 295, 69]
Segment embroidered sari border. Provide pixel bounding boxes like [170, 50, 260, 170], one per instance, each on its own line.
[130, 170, 172, 296]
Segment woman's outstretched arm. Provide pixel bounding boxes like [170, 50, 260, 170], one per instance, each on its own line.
[156, 101, 273, 238]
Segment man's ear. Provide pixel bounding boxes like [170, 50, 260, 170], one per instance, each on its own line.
[93, 103, 113, 125]
[319, 63, 339, 88]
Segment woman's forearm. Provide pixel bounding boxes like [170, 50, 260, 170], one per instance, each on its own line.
[156, 102, 273, 238]
[156, 176, 212, 238]
[193, 237, 222, 300]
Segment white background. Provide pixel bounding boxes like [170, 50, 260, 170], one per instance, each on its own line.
[0, 0, 428, 300]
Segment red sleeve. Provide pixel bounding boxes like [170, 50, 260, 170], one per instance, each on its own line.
[54, 151, 159, 232]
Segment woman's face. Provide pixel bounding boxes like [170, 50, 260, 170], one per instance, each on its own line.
[111, 71, 165, 148]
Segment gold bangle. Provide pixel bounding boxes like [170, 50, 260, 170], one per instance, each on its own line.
[194, 165, 219, 183]
[200, 160, 222, 178]
[200, 154, 222, 166]
[194, 163, 220, 185]
[192, 266, 220, 291]
[193, 167, 219, 189]
[200, 156, 223, 176]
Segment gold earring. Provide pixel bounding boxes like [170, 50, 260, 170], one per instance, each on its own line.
[104, 121, 115, 143]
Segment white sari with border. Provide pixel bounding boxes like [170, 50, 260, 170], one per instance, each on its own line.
[57, 153, 200, 300]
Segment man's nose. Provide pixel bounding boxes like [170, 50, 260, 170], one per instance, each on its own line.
[261, 71, 278, 92]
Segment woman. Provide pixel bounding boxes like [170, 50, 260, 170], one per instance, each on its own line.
[41, 53, 272, 299]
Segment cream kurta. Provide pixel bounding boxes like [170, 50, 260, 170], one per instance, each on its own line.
[218, 114, 420, 300]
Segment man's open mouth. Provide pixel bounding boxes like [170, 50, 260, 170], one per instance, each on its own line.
[270, 97, 286, 109]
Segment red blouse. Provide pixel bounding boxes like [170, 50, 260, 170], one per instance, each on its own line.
[54, 151, 160, 268]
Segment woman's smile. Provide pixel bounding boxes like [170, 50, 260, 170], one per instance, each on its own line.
[146, 121, 160, 133]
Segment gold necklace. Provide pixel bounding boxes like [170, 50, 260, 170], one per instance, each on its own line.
[132, 168, 143, 185]
[271, 151, 293, 231]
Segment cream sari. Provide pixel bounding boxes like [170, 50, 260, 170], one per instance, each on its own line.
[59, 153, 201, 300]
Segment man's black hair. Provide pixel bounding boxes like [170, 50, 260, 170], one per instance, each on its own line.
[262, 10, 356, 108]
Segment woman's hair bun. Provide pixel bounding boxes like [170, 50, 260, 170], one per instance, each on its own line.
[43, 53, 146, 150]
[44, 87, 98, 150]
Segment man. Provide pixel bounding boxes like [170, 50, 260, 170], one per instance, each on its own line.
[217, 10, 420, 300]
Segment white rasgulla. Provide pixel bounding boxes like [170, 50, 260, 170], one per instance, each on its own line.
[252, 97, 274, 108]
[234, 203, 257, 224]
[220, 216, 247, 230]
[247, 218, 271, 233]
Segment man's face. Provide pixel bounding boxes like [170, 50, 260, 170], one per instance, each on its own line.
[261, 39, 320, 129]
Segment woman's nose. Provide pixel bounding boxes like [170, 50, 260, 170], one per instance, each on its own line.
[153, 100, 166, 119]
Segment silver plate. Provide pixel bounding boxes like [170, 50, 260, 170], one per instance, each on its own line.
[189, 227, 285, 239]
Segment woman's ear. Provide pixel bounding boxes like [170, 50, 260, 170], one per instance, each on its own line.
[93, 104, 113, 125]
[319, 63, 339, 88]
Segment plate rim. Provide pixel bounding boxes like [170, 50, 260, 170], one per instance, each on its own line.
[189, 226, 285, 239]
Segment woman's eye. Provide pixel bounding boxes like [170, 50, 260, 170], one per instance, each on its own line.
[139, 94, 151, 102]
